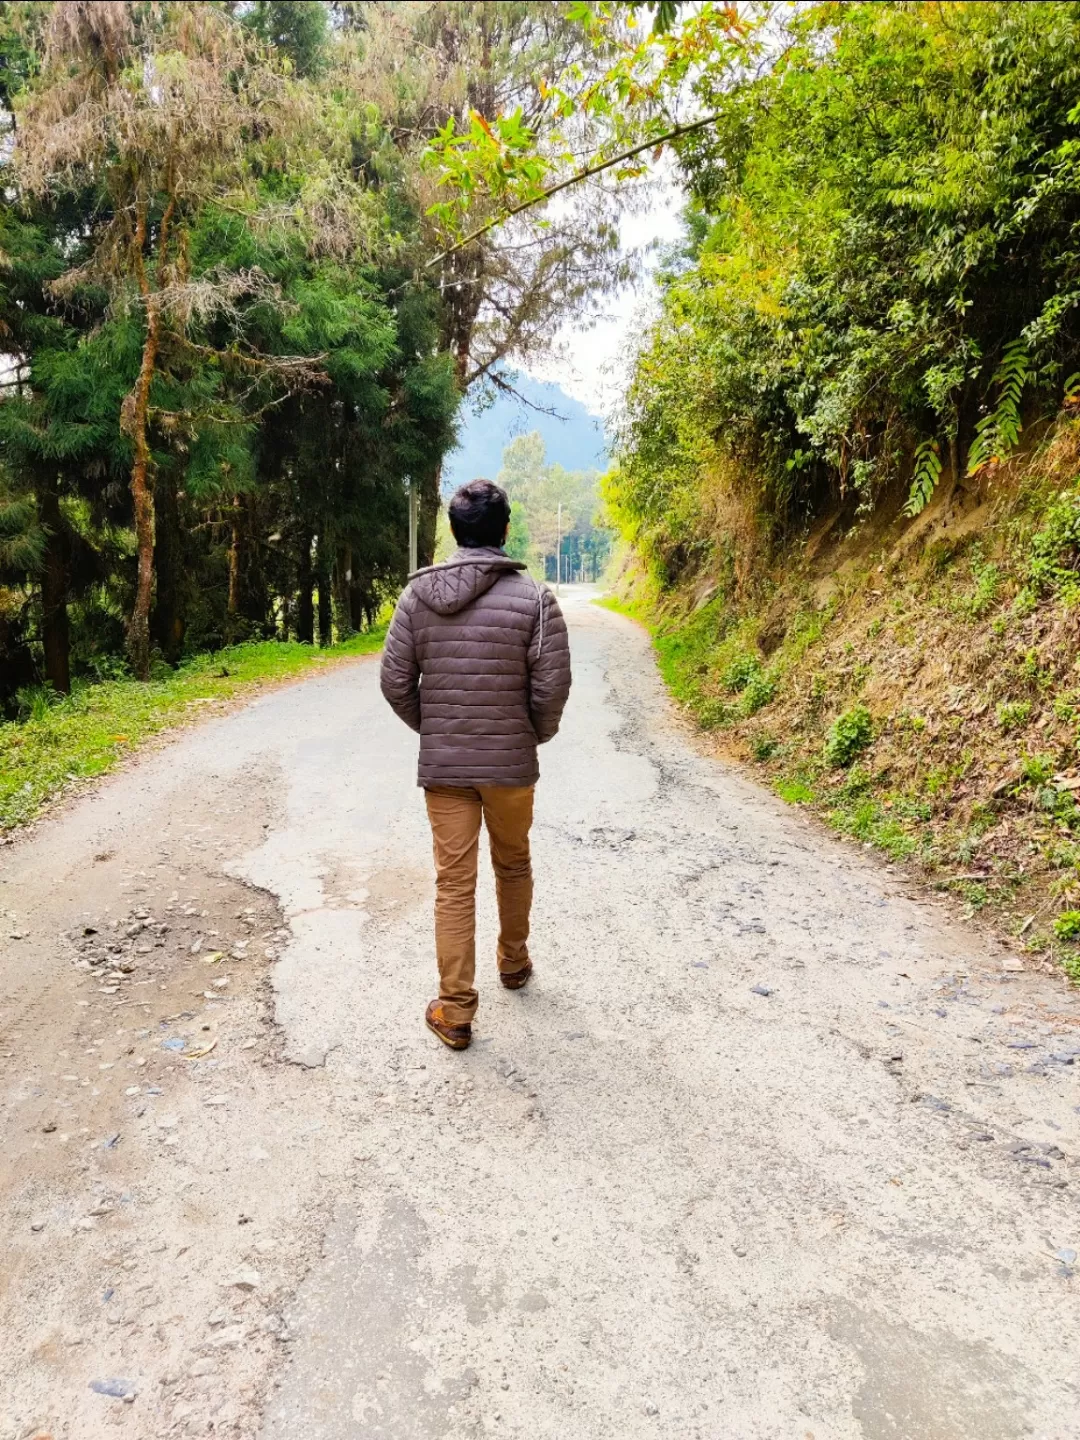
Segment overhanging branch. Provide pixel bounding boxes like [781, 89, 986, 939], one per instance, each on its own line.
[426, 113, 719, 268]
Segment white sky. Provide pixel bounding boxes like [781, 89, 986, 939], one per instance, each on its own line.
[523, 173, 686, 420]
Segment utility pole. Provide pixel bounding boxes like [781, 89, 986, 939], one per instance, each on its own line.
[408, 475, 418, 574]
[556, 501, 562, 594]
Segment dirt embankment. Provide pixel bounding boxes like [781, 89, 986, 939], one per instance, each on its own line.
[612, 423, 1080, 980]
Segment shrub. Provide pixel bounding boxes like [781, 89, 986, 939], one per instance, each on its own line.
[739, 669, 778, 716]
[967, 554, 1001, 618]
[1054, 910, 1080, 941]
[750, 732, 778, 762]
[825, 705, 874, 767]
[1028, 486, 1080, 604]
[1019, 753, 1055, 787]
[996, 699, 1032, 731]
[697, 697, 734, 730]
[722, 652, 760, 693]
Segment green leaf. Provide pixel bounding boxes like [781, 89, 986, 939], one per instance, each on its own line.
[903, 439, 943, 517]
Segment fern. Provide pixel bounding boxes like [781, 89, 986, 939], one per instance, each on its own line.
[903, 438, 943, 516]
[966, 340, 1029, 475]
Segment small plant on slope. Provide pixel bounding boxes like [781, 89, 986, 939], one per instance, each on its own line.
[966, 552, 1000, 618]
[750, 732, 779, 762]
[722, 652, 761, 693]
[825, 705, 874, 768]
[739, 669, 778, 716]
[966, 341, 1030, 476]
[1025, 485, 1080, 606]
[903, 439, 943, 517]
[996, 699, 1032, 731]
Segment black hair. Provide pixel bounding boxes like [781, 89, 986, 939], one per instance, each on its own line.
[448, 478, 511, 549]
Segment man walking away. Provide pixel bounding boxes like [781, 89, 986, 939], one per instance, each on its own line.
[380, 479, 572, 1051]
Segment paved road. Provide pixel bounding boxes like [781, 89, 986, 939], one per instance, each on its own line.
[2, 590, 1078, 1440]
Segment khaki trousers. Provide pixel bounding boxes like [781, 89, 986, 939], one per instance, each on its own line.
[424, 785, 534, 1025]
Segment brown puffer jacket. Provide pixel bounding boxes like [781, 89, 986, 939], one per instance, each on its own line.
[380, 547, 571, 788]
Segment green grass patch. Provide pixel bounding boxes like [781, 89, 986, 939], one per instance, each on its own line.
[775, 776, 815, 804]
[777, 600, 837, 668]
[996, 698, 1032, 731]
[826, 793, 919, 860]
[651, 600, 729, 705]
[597, 593, 784, 727]
[950, 878, 991, 910]
[0, 632, 385, 831]
[593, 594, 649, 623]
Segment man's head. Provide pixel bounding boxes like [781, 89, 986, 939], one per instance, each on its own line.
[448, 479, 511, 549]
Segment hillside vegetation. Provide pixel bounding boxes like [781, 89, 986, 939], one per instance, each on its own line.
[603, 2, 1080, 977]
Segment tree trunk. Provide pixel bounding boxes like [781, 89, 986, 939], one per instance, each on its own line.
[349, 569, 366, 633]
[125, 309, 159, 679]
[296, 531, 314, 644]
[36, 476, 70, 694]
[124, 199, 170, 682]
[226, 495, 242, 644]
[152, 468, 185, 664]
[316, 531, 333, 647]
[334, 545, 354, 639]
[418, 462, 441, 569]
[236, 491, 272, 636]
[440, 244, 486, 390]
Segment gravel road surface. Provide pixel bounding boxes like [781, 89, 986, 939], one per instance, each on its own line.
[1, 590, 1078, 1440]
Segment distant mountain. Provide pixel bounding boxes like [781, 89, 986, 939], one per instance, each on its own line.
[442, 374, 609, 493]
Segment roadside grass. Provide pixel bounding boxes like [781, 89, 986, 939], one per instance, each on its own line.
[593, 594, 649, 623]
[596, 475, 1080, 981]
[595, 593, 765, 725]
[0, 631, 385, 832]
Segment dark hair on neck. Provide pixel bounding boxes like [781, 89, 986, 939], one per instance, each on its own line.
[448, 478, 511, 549]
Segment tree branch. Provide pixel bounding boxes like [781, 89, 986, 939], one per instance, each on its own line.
[482, 369, 567, 416]
[426, 113, 720, 268]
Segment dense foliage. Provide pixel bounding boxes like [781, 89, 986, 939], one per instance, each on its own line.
[0, 0, 627, 709]
[607, 1, 1080, 584]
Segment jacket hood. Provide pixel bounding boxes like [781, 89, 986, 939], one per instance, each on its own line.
[408, 547, 527, 616]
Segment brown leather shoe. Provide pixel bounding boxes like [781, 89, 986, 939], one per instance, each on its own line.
[499, 960, 533, 991]
[425, 1000, 472, 1050]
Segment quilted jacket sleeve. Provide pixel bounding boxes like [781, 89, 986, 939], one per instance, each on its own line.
[528, 585, 571, 743]
[380, 588, 421, 733]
